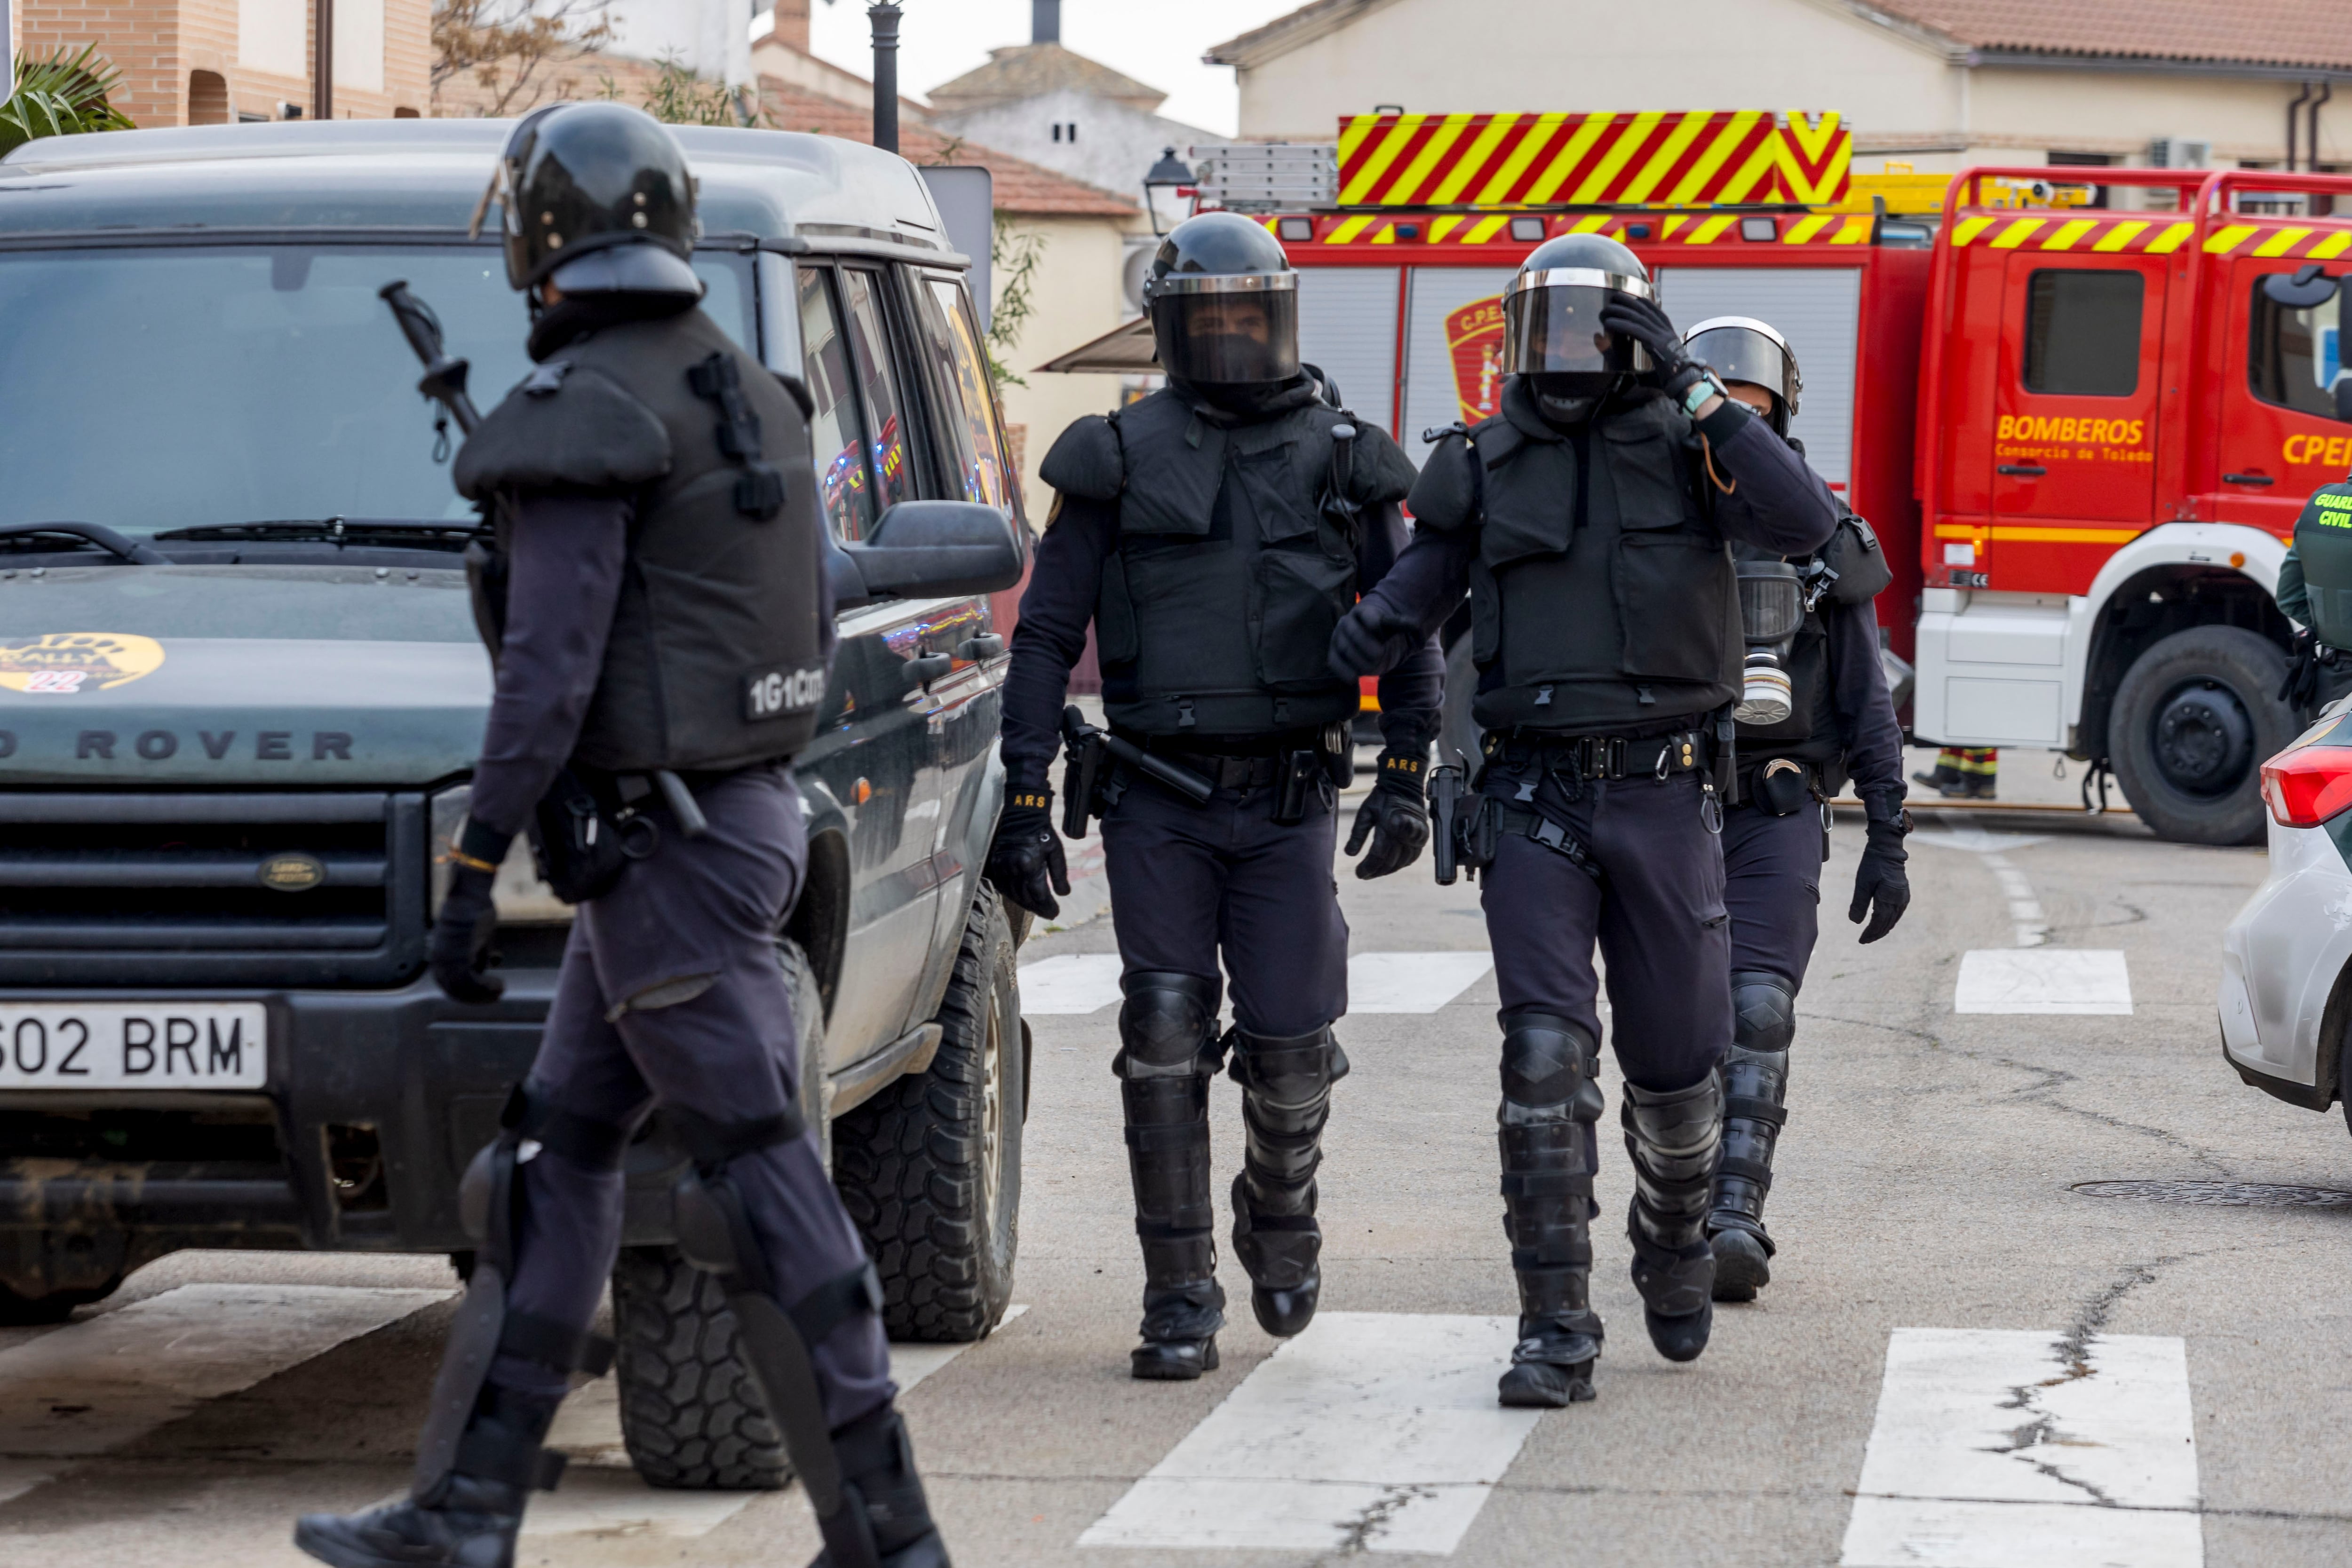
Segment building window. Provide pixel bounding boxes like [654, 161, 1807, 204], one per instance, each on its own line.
[1050, 121, 1077, 143]
[2024, 269, 2144, 397]
[2047, 150, 2114, 209]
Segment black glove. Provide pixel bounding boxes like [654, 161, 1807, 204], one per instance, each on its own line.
[1598, 293, 1692, 379]
[430, 819, 509, 1004]
[986, 789, 1069, 920]
[2280, 627, 2323, 711]
[1330, 600, 1419, 681]
[1848, 800, 1911, 944]
[1345, 750, 1431, 879]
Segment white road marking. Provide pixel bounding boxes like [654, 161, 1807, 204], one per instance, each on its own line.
[1017, 952, 1126, 1014]
[1347, 951, 1494, 1014]
[1909, 828, 2052, 854]
[1022, 951, 1495, 1018]
[1078, 1313, 1540, 1555]
[1985, 856, 2049, 948]
[0, 1283, 449, 1507]
[1955, 950, 2133, 1014]
[1841, 1327, 2202, 1568]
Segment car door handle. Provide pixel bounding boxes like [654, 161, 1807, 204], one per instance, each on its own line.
[906, 652, 954, 686]
[956, 634, 1005, 661]
[2222, 472, 2276, 486]
[1996, 464, 2047, 476]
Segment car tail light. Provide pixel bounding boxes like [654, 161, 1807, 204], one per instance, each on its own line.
[2261, 745, 2352, 827]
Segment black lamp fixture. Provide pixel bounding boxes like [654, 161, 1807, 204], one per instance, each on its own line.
[1144, 147, 1195, 237]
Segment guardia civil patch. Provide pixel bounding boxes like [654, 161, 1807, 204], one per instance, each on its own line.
[0, 633, 167, 696]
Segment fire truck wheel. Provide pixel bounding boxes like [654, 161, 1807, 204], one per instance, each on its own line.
[2109, 626, 2291, 846]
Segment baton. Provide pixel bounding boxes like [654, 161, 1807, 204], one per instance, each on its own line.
[1062, 705, 1214, 806]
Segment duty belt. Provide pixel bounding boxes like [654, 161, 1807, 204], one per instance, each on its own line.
[1491, 728, 1709, 782]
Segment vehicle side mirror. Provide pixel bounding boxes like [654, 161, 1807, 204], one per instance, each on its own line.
[2263, 263, 2340, 310]
[828, 500, 1027, 611]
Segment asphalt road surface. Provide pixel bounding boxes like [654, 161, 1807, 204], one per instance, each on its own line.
[7, 787, 2350, 1568]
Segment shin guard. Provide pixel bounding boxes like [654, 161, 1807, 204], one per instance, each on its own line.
[1114, 971, 1226, 1361]
[1710, 971, 1793, 1299]
[1227, 1023, 1349, 1336]
[1621, 1074, 1724, 1356]
[1495, 1012, 1604, 1403]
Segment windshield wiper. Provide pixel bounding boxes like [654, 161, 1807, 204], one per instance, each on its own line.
[0, 521, 168, 564]
[153, 518, 485, 552]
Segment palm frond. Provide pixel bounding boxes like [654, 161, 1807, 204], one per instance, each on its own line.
[2, 46, 136, 156]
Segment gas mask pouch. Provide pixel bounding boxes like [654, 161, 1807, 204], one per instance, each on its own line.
[1753, 758, 1813, 818]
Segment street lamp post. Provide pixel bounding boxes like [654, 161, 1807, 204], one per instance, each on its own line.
[869, 2, 900, 155]
[1144, 147, 1195, 237]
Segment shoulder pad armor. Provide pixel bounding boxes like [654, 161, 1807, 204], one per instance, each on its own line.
[455, 362, 673, 499]
[1352, 422, 1420, 507]
[1039, 413, 1124, 502]
[1406, 428, 1482, 531]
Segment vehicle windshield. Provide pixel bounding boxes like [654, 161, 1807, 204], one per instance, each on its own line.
[0, 245, 755, 539]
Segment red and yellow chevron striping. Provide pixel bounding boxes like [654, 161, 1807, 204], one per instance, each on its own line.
[1946, 214, 2352, 257]
[1335, 111, 1851, 208]
[1254, 212, 1875, 247]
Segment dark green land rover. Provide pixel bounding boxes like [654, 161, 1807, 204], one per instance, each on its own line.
[0, 119, 1028, 1487]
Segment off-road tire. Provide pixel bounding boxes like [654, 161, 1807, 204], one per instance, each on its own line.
[606, 938, 824, 1490]
[833, 884, 1024, 1342]
[2110, 626, 2292, 846]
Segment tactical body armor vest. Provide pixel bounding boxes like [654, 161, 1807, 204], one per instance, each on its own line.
[456, 307, 829, 772]
[2293, 475, 2352, 650]
[1041, 385, 1414, 739]
[1407, 380, 1740, 733]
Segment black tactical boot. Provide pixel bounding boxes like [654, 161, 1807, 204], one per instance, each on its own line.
[811, 1402, 953, 1568]
[1228, 1024, 1348, 1337]
[294, 1383, 561, 1568]
[1116, 971, 1226, 1380]
[1623, 1075, 1724, 1362]
[1709, 971, 1794, 1303]
[1494, 1012, 1606, 1408]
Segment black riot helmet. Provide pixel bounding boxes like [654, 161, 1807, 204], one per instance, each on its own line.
[1684, 316, 1801, 436]
[1501, 232, 1655, 396]
[472, 102, 702, 300]
[1144, 211, 1301, 387]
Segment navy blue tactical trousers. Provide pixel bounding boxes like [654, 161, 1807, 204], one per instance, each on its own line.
[1719, 802, 1825, 990]
[490, 765, 893, 1431]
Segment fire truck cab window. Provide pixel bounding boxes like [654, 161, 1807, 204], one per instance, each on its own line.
[2248, 277, 2349, 422]
[2023, 269, 2144, 396]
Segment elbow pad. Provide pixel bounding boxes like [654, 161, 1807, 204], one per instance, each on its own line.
[1039, 413, 1124, 502]
[455, 362, 673, 499]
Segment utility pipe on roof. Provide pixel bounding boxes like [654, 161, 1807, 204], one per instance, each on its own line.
[2288, 82, 2312, 170]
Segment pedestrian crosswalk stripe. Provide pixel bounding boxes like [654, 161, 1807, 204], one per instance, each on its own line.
[0, 1283, 449, 1508]
[1077, 1313, 1540, 1555]
[1955, 950, 2132, 1014]
[1020, 953, 1496, 1017]
[1840, 1327, 2202, 1568]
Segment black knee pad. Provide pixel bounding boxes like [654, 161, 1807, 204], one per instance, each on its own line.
[1116, 970, 1219, 1079]
[1730, 970, 1796, 1055]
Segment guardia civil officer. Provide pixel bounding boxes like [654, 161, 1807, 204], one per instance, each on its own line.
[2273, 466, 2352, 715]
[1330, 236, 1837, 1407]
[985, 211, 1440, 1379]
[1680, 317, 1910, 1306]
[294, 105, 948, 1568]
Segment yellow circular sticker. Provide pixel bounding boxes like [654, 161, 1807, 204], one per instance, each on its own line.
[0, 633, 167, 696]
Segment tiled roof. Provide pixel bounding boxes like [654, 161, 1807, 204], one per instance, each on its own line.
[755, 77, 1138, 217]
[1869, 0, 2352, 73]
[926, 42, 1166, 112]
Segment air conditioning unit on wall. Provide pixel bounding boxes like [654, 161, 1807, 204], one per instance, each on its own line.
[2149, 138, 2212, 169]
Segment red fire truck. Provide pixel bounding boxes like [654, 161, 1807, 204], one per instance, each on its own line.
[1212, 112, 2352, 844]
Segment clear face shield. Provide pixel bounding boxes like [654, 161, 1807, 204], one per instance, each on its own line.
[1683, 317, 1801, 432]
[1501, 269, 1655, 387]
[1149, 273, 1301, 385]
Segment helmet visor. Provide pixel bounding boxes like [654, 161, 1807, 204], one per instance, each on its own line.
[1151, 274, 1300, 385]
[1685, 320, 1798, 412]
[1502, 269, 1653, 378]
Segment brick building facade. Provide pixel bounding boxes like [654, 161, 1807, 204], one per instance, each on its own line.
[14, 0, 429, 127]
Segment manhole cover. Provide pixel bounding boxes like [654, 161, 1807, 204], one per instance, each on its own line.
[2072, 1180, 2352, 1209]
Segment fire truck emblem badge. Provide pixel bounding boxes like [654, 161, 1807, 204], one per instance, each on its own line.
[1446, 295, 1508, 425]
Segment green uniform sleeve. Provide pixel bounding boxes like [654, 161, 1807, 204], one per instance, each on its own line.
[2278, 543, 2311, 629]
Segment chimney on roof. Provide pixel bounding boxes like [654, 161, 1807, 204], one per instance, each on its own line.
[769, 0, 810, 53]
[1033, 0, 1061, 45]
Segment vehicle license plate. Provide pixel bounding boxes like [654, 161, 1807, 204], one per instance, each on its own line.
[0, 1004, 268, 1088]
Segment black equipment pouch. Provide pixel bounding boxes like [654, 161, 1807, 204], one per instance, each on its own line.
[1751, 758, 1814, 818]
[1060, 717, 1109, 840]
[1321, 722, 1357, 790]
[1444, 792, 1503, 883]
[527, 768, 634, 905]
[1273, 749, 1322, 826]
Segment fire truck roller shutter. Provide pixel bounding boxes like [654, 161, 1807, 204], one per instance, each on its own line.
[1398, 267, 1519, 469]
[1295, 266, 1401, 433]
[1654, 267, 1861, 492]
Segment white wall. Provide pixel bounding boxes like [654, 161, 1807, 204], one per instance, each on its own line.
[930, 89, 1216, 212]
[335, 0, 386, 94]
[608, 0, 755, 87]
[240, 0, 308, 79]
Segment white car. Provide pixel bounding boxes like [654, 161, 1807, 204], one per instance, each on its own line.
[2220, 701, 2352, 1130]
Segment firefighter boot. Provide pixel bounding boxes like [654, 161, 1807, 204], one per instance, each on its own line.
[1912, 751, 1967, 797]
[1623, 1074, 1724, 1362]
[1709, 971, 1794, 1302]
[294, 1383, 561, 1568]
[1228, 1024, 1349, 1337]
[1494, 1013, 1606, 1407]
[1116, 971, 1226, 1380]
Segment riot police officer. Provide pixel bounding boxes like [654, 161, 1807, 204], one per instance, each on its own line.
[986, 211, 1439, 1379]
[1330, 235, 1836, 1407]
[1681, 317, 1910, 1306]
[295, 104, 948, 1568]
